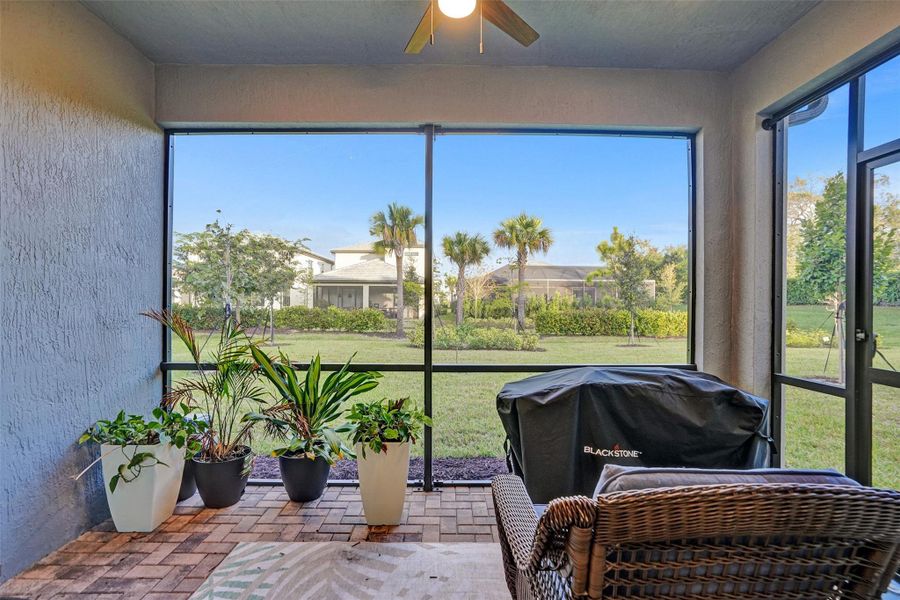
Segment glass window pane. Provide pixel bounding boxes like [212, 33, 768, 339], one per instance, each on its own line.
[433, 134, 691, 365]
[783, 85, 849, 385]
[863, 54, 900, 150]
[872, 384, 900, 490]
[432, 373, 521, 481]
[783, 385, 845, 473]
[872, 160, 900, 371]
[171, 133, 425, 364]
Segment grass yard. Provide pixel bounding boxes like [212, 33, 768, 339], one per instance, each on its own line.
[171, 323, 899, 489]
[785, 304, 900, 379]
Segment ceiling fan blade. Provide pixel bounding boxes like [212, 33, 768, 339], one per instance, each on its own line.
[404, 3, 441, 54]
[482, 0, 539, 47]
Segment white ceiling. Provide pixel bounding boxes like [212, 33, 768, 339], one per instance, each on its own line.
[82, 0, 819, 71]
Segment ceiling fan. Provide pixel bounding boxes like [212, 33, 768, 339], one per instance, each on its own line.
[404, 0, 540, 54]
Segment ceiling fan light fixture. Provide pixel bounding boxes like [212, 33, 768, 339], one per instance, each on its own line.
[437, 0, 476, 19]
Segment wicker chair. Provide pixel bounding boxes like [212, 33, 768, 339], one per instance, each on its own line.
[492, 474, 900, 599]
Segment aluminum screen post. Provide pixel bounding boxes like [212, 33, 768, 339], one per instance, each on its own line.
[423, 124, 435, 492]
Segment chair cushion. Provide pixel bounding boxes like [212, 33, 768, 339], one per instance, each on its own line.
[533, 504, 548, 518]
[594, 464, 860, 496]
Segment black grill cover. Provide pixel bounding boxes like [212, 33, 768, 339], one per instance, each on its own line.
[497, 367, 772, 503]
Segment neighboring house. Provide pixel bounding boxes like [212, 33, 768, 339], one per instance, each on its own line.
[487, 262, 656, 304]
[312, 241, 425, 317]
[282, 248, 335, 308]
[172, 246, 334, 309]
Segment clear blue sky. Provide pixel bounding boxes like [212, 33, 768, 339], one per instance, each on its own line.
[173, 133, 690, 272]
[172, 55, 898, 273]
[787, 54, 900, 191]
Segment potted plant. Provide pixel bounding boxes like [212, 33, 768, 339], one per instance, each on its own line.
[76, 405, 203, 532]
[177, 413, 209, 501]
[144, 309, 266, 508]
[346, 397, 431, 525]
[247, 349, 381, 502]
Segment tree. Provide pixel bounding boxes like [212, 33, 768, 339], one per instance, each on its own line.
[591, 227, 653, 345]
[786, 177, 822, 277]
[493, 213, 553, 331]
[173, 217, 303, 335]
[403, 261, 423, 316]
[442, 231, 491, 326]
[174, 219, 250, 319]
[655, 263, 685, 310]
[246, 233, 307, 343]
[645, 244, 688, 307]
[796, 174, 847, 304]
[370, 203, 424, 336]
[465, 270, 496, 319]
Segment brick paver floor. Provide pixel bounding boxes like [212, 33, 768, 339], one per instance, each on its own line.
[1, 484, 498, 599]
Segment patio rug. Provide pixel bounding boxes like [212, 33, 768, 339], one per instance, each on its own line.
[188, 541, 510, 599]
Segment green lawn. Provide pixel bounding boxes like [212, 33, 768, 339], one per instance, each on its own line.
[171, 324, 898, 489]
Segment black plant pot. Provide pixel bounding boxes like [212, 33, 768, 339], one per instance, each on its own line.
[279, 454, 330, 503]
[177, 458, 197, 502]
[192, 446, 251, 509]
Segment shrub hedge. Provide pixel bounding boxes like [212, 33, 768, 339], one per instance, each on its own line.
[408, 323, 539, 351]
[458, 317, 535, 330]
[173, 305, 269, 330]
[275, 306, 390, 332]
[534, 308, 688, 337]
[173, 304, 389, 333]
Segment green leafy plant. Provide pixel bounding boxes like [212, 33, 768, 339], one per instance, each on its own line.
[76, 406, 205, 493]
[143, 309, 266, 464]
[408, 323, 539, 351]
[245, 350, 382, 463]
[346, 397, 431, 458]
[274, 306, 389, 332]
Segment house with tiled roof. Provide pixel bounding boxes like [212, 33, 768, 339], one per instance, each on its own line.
[310, 241, 425, 317]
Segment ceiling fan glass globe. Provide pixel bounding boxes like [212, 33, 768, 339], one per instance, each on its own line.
[438, 0, 476, 19]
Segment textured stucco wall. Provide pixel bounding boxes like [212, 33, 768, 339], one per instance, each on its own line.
[0, 1, 163, 580]
[155, 63, 734, 378]
[729, 4, 900, 395]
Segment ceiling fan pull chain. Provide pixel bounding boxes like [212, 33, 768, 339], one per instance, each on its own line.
[479, 1, 484, 54]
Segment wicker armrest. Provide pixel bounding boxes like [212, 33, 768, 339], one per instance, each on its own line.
[492, 474, 541, 573]
[492, 475, 597, 592]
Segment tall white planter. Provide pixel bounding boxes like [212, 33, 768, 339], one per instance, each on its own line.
[100, 443, 185, 532]
[356, 441, 410, 526]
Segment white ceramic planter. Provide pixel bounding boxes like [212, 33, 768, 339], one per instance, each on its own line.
[100, 443, 185, 532]
[356, 441, 410, 526]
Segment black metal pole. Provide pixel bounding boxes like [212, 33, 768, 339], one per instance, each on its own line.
[846, 77, 874, 485]
[771, 119, 787, 466]
[423, 125, 435, 492]
[162, 132, 174, 401]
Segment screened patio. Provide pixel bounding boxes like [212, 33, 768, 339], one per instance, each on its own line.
[2, 1, 900, 598]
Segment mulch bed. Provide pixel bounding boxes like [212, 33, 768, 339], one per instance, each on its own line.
[251, 456, 508, 481]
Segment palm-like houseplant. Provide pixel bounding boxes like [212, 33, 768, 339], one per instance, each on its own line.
[370, 202, 424, 337]
[247, 349, 381, 502]
[143, 309, 266, 508]
[493, 213, 553, 331]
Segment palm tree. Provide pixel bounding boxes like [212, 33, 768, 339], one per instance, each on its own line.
[493, 213, 553, 331]
[370, 202, 424, 336]
[442, 232, 491, 326]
